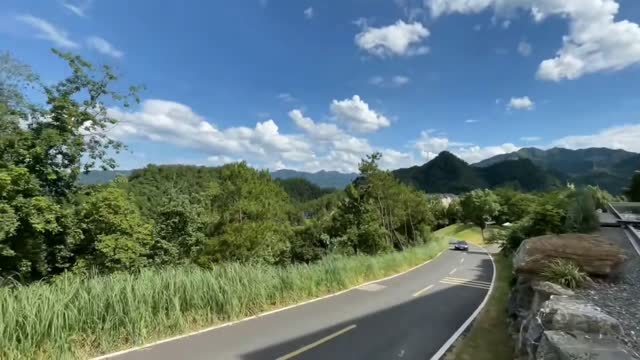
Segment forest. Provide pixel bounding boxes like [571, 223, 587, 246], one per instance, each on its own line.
[1, 50, 639, 358]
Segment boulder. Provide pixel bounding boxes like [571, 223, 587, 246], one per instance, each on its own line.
[530, 281, 574, 314]
[538, 296, 623, 336]
[536, 330, 635, 360]
[513, 234, 627, 277]
[520, 296, 623, 357]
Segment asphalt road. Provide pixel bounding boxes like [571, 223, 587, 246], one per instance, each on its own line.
[102, 245, 494, 360]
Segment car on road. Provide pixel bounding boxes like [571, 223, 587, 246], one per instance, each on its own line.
[452, 240, 469, 251]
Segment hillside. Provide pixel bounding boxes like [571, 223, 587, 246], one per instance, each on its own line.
[78, 170, 133, 185]
[394, 152, 562, 193]
[475, 147, 640, 194]
[393, 151, 487, 193]
[270, 169, 356, 189]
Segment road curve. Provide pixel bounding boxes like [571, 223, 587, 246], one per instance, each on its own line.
[99, 245, 494, 360]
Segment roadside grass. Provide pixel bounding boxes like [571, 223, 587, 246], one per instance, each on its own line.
[0, 238, 447, 360]
[434, 224, 484, 245]
[446, 253, 514, 360]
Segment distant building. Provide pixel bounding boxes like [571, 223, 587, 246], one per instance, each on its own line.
[431, 193, 458, 207]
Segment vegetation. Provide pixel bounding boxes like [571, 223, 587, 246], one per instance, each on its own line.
[0, 239, 446, 359]
[542, 258, 588, 289]
[460, 189, 500, 242]
[627, 171, 640, 201]
[446, 254, 514, 360]
[434, 223, 485, 245]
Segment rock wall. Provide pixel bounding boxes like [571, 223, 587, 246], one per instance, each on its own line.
[508, 233, 637, 359]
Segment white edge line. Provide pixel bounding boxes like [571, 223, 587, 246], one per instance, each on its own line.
[429, 245, 497, 360]
[92, 248, 448, 360]
[623, 226, 640, 256]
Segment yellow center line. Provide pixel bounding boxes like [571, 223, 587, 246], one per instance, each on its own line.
[412, 284, 434, 297]
[444, 277, 491, 286]
[275, 324, 357, 360]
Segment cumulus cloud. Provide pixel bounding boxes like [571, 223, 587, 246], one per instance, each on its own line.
[330, 95, 391, 133]
[304, 7, 314, 19]
[87, 36, 124, 59]
[355, 20, 430, 57]
[551, 124, 640, 152]
[520, 136, 541, 142]
[288, 109, 343, 142]
[413, 130, 518, 163]
[425, 0, 640, 80]
[454, 143, 520, 163]
[517, 40, 532, 57]
[108, 99, 314, 164]
[16, 14, 78, 48]
[508, 96, 535, 110]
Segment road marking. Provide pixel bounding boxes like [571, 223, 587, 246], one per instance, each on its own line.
[358, 283, 386, 292]
[440, 280, 490, 290]
[460, 258, 464, 263]
[430, 245, 496, 360]
[449, 268, 457, 275]
[444, 277, 491, 286]
[412, 284, 434, 297]
[276, 325, 357, 360]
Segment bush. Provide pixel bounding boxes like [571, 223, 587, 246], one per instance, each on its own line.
[542, 258, 588, 289]
[564, 188, 599, 233]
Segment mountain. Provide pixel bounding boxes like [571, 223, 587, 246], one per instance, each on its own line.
[393, 151, 562, 194]
[475, 147, 640, 194]
[78, 170, 133, 185]
[270, 169, 357, 189]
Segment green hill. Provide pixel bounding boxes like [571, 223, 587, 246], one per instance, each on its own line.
[393, 152, 562, 193]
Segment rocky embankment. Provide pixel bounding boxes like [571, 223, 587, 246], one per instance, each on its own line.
[508, 233, 639, 359]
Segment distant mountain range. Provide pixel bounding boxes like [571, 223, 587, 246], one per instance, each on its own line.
[79, 147, 640, 195]
[473, 147, 640, 194]
[270, 169, 357, 189]
[79, 168, 357, 189]
[393, 151, 562, 193]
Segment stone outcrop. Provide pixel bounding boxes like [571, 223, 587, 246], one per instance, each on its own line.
[513, 233, 627, 277]
[536, 330, 635, 360]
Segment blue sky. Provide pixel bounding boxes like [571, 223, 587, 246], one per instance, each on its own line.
[2, 0, 640, 172]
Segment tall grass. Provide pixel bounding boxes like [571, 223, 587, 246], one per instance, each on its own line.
[0, 238, 446, 359]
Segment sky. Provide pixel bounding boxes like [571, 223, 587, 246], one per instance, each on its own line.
[2, 0, 640, 173]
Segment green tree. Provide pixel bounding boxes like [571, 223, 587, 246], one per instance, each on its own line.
[626, 171, 640, 202]
[565, 188, 599, 233]
[74, 184, 152, 272]
[199, 163, 293, 265]
[460, 189, 500, 241]
[494, 188, 536, 224]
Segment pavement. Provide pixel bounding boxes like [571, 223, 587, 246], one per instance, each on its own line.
[102, 245, 494, 360]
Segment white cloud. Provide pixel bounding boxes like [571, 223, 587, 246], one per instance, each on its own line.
[508, 96, 535, 110]
[454, 143, 519, 163]
[473, 24, 482, 31]
[207, 155, 238, 166]
[392, 75, 410, 86]
[413, 130, 517, 163]
[520, 136, 542, 142]
[288, 109, 343, 142]
[517, 40, 532, 57]
[465, 119, 479, 123]
[304, 7, 314, 19]
[495, 98, 502, 104]
[355, 20, 430, 57]
[552, 124, 640, 152]
[61, 0, 92, 17]
[87, 36, 124, 59]
[16, 15, 78, 48]
[501, 20, 511, 29]
[369, 75, 410, 87]
[330, 95, 391, 132]
[426, 0, 640, 81]
[277, 93, 296, 102]
[108, 99, 314, 165]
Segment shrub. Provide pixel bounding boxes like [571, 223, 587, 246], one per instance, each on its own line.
[564, 188, 599, 233]
[541, 258, 588, 289]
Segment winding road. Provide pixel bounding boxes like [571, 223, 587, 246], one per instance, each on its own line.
[98, 245, 494, 360]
